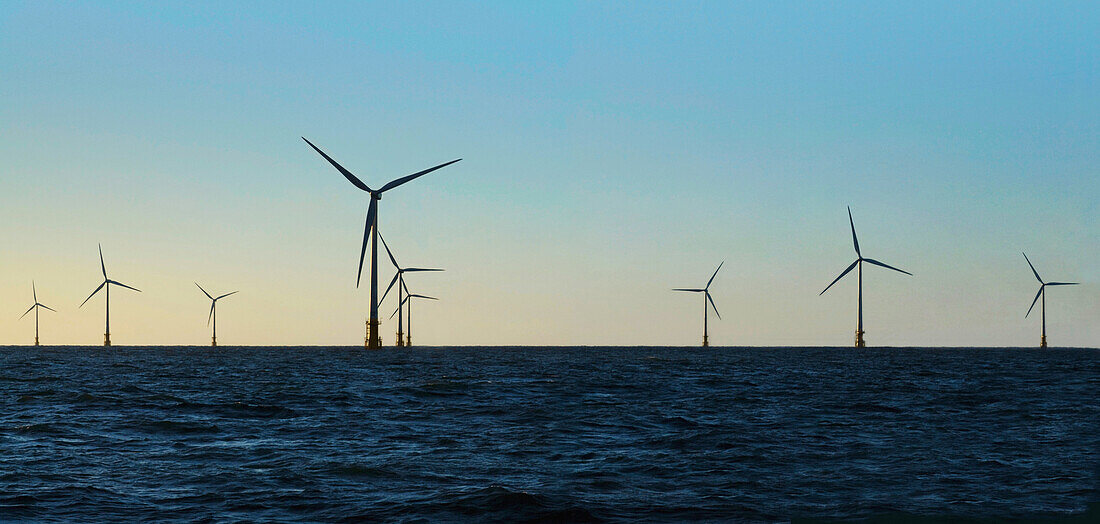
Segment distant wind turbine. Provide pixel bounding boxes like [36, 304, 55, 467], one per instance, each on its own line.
[378, 232, 442, 347]
[1022, 253, 1078, 348]
[79, 244, 141, 346]
[20, 281, 56, 346]
[391, 288, 438, 347]
[302, 137, 460, 349]
[196, 283, 238, 347]
[820, 207, 911, 347]
[673, 262, 723, 347]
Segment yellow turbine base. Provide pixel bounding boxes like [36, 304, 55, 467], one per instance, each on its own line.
[855, 330, 865, 348]
[104, 333, 111, 347]
[1040, 335, 1047, 349]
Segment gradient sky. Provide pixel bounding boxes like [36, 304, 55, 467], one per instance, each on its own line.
[1, 1, 1097, 346]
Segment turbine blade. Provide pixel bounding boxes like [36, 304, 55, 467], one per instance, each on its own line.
[195, 282, 213, 300]
[1022, 253, 1043, 284]
[403, 268, 443, 273]
[32, 281, 37, 303]
[99, 244, 107, 278]
[672, 288, 705, 292]
[390, 305, 401, 319]
[216, 291, 239, 300]
[1026, 286, 1043, 318]
[401, 278, 410, 296]
[848, 207, 861, 257]
[705, 261, 724, 290]
[356, 198, 377, 288]
[378, 231, 400, 269]
[380, 273, 401, 304]
[80, 282, 107, 308]
[378, 159, 462, 193]
[108, 280, 142, 293]
[208, 302, 215, 326]
[706, 292, 721, 319]
[302, 137, 373, 192]
[19, 304, 36, 319]
[820, 260, 859, 296]
[1044, 282, 1078, 286]
[862, 258, 913, 276]
[411, 294, 438, 300]
[40, 304, 57, 313]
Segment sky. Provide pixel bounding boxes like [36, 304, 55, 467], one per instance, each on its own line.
[1, 1, 1097, 347]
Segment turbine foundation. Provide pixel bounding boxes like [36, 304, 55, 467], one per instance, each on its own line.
[395, 329, 404, 347]
[702, 334, 709, 347]
[855, 330, 865, 348]
[104, 333, 111, 347]
[211, 336, 217, 347]
[365, 320, 381, 349]
[34, 336, 39, 347]
[1040, 335, 1047, 349]
[406, 334, 411, 347]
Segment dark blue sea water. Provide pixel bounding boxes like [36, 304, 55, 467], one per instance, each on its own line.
[1, 347, 1096, 522]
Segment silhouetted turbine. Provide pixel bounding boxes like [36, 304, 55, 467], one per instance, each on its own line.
[820, 207, 911, 347]
[1022, 253, 1078, 348]
[196, 283, 238, 347]
[378, 232, 442, 347]
[673, 262, 723, 347]
[302, 137, 460, 349]
[79, 244, 141, 346]
[391, 289, 438, 347]
[20, 281, 56, 346]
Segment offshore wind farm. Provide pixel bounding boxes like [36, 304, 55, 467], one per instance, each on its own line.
[1, 2, 1097, 522]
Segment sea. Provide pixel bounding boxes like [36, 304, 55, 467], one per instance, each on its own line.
[1, 346, 1096, 522]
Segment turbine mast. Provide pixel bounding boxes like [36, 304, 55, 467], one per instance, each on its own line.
[702, 294, 709, 347]
[1041, 287, 1046, 349]
[856, 259, 864, 347]
[368, 200, 380, 349]
[105, 281, 111, 347]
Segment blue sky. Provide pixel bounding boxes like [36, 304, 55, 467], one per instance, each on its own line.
[1, 1, 1097, 346]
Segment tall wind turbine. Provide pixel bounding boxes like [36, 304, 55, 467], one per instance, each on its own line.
[79, 244, 141, 346]
[196, 283, 238, 347]
[673, 262, 723, 347]
[20, 281, 56, 346]
[302, 137, 460, 349]
[391, 289, 438, 347]
[1022, 253, 1078, 348]
[820, 207, 912, 347]
[378, 232, 442, 347]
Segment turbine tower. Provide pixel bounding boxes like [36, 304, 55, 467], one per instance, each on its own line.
[79, 244, 141, 346]
[673, 262, 723, 347]
[302, 137, 460, 349]
[378, 232, 442, 347]
[20, 281, 56, 346]
[820, 207, 911, 347]
[196, 283, 238, 347]
[1022, 253, 1078, 348]
[391, 289, 438, 347]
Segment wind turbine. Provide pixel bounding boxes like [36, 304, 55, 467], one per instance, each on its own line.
[79, 244, 141, 346]
[820, 207, 912, 347]
[196, 283, 238, 347]
[1022, 253, 1078, 348]
[378, 232, 442, 347]
[19, 281, 56, 346]
[302, 137, 460, 349]
[391, 288, 438, 347]
[673, 262, 723, 347]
